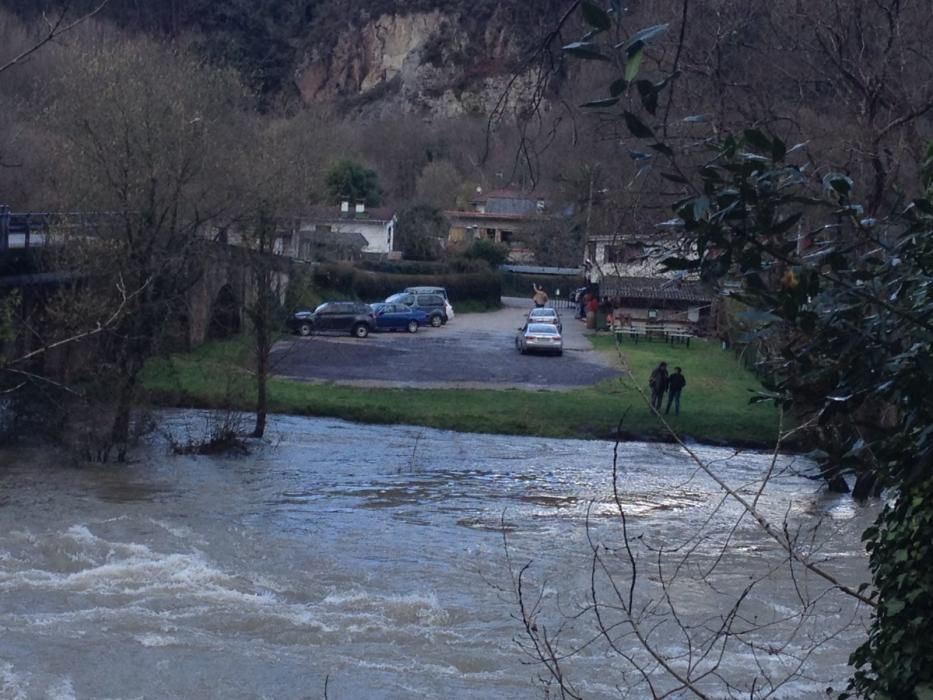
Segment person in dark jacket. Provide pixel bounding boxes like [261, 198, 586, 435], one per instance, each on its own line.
[649, 362, 669, 410]
[666, 367, 686, 415]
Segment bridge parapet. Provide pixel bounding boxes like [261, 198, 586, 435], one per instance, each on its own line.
[0, 205, 51, 251]
[0, 205, 114, 252]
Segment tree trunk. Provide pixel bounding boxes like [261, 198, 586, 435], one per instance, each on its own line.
[252, 319, 268, 438]
[852, 470, 882, 500]
[110, 354, 143, 462]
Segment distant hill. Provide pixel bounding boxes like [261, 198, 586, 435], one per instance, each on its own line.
[1, 0, 566, 114]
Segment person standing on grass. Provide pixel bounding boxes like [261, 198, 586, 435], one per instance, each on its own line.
[666, 367, 686, 415]
[649, 361, 669, 410]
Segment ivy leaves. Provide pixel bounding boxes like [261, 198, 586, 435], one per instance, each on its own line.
[562, 3, 671, 135]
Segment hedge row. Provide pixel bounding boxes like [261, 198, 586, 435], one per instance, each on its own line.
[293, 263, 502, 306]
[358, 257, 490, 275]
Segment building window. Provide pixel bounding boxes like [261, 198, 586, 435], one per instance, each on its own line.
[500, 230, 514, 244]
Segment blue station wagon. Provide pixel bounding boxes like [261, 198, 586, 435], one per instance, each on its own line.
[370, 303, 428, 333]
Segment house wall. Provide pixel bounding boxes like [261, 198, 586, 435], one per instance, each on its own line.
[329, 220, 394, 253]
[587, 239, 669, 281]
[291, 219, 394, 255]
[610, 302, 707, 333]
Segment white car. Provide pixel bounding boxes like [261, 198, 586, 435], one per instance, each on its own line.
[527, 306, 560, 331]
[516, 323, 563, 356]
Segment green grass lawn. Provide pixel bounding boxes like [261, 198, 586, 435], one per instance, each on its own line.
[587, 334, 786, 444]
[141, 333, 785, 446]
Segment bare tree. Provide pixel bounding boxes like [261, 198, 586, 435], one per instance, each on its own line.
[38, 38, 246, 460]
[0, 1, 111, 76]
[221, 115, 319, 438]
[506, 387, 870, 697]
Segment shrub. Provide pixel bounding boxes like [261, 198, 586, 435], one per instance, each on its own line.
[463, 238, 510, 267]
[286, 262, 502, 307]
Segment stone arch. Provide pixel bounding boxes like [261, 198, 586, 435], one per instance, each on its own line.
[162, 305, 191, 354]
[207, 283, 242, 340]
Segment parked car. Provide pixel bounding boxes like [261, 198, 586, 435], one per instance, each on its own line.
[405, 286, 448, 299]
[370, 303, 428, 333]
[287, 302, 375, 338]
[405, 286, 455, 322]
[515, 322, 564, 356]
[527, 306, 562, 332]
[385, 292, 448, 327]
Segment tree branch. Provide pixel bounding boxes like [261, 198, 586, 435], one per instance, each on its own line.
[0, 0, 111, 76]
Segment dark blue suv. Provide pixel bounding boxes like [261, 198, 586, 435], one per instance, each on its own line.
[287, 302, 375, 338]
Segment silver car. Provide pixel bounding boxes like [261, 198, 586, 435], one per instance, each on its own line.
[527, 306, 561, 332]
[516, 322, 564, 356]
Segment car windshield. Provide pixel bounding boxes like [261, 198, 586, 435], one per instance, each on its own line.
[385, 293, 409, 304]
[530, 309, 558, 318]
[526, 323, 560, 335]
[371, 303, 387, 312]
[313, 303, 330, 314]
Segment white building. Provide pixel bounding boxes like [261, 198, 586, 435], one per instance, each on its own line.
[283, 203, 397, 260]
[584, 232, 685, 284]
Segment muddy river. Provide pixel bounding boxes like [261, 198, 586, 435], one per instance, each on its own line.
[0, 412, 875, 698]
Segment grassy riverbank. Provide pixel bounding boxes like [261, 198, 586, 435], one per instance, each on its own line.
[141, 333, 784, 446]
[587, 334, 787, 443]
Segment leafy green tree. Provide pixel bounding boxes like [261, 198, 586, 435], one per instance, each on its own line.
[395, 205, 446, 260]
[463, 238, 509, 267]
[325, 160, 383, 207]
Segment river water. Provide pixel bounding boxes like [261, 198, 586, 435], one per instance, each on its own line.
[0, 412, 875, 699]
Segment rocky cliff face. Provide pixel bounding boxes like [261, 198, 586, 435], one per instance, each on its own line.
[295, 6, 550, 117]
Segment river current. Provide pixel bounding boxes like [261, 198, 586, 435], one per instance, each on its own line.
[0, 412, 875, 699]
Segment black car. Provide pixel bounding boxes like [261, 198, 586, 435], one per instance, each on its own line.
[385, 292, 448, 327]
[287, 302, 375, 338]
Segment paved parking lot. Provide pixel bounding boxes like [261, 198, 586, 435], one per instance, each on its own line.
[270, 297, 623, 390]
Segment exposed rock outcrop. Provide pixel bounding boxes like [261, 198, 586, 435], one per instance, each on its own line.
[295, 7, 550, 117]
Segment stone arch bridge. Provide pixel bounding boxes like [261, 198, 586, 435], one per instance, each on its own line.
[0, 205, 291, 351]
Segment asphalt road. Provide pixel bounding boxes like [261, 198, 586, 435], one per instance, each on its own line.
[270, 297, 623, 390]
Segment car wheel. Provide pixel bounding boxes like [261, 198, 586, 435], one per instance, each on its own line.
[430, 315, 442, 328]
[298, 322, 312, 337]
[352, 323, 369, 338]
[407, 320, 419, 334]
